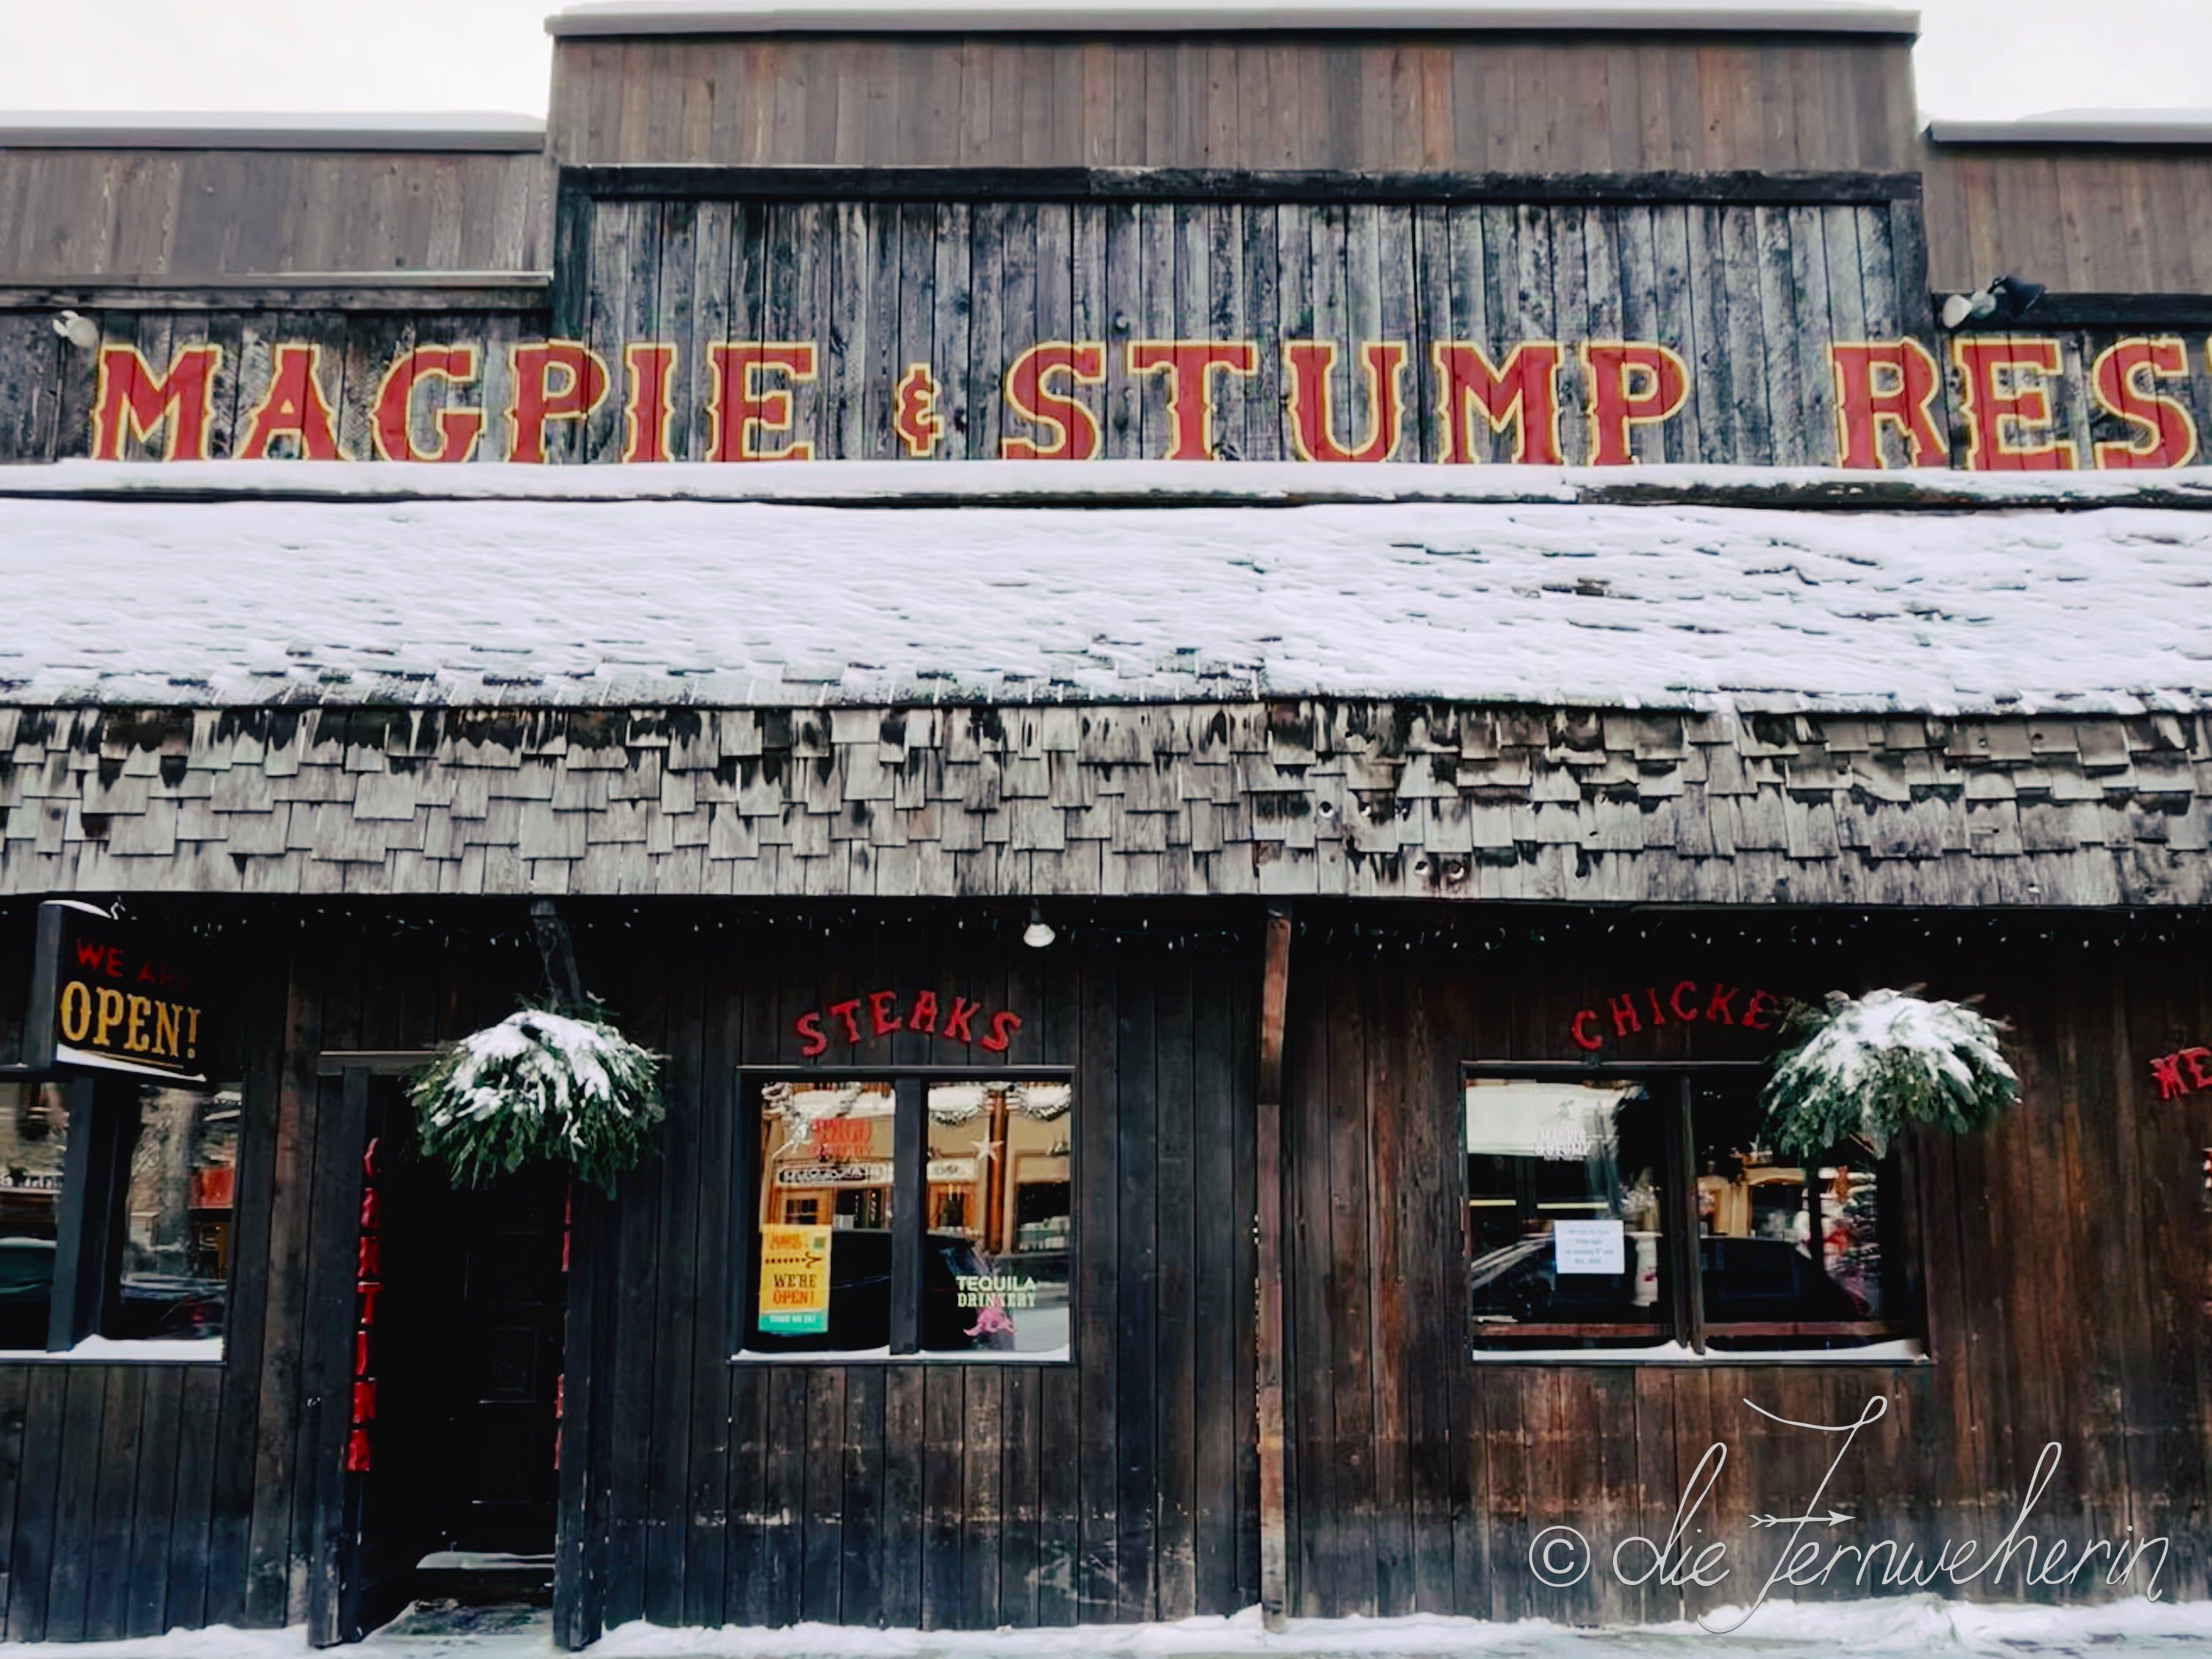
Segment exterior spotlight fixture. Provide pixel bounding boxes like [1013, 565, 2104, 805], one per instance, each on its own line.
[1022, 905, 1055, 949]
[50, 310, 98, 350]
[1939, 274, 2044, 331]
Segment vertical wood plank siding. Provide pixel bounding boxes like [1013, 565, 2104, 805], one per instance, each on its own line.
[0, 301, 549, 466]
[545, 36, 1921, 175]
[1923, 146, 2212, 296]
[0, 898, 2204, 1632]
[1282, 904, 2212, 1620]
[0, 150, 549, 282]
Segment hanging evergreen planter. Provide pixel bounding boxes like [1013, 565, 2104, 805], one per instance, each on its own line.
[1759, 988, 2017, 1159]
[408, 1004, 665, 1195]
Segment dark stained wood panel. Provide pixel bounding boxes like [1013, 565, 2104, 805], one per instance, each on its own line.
[1281, 903, 2212, 1620]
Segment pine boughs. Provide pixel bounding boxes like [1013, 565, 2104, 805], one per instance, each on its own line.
[1760, 988, 2017, 1159]
[409, 1005, 664, 1195]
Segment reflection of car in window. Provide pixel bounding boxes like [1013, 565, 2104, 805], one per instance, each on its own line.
[1471, 1233, 1867, 1325]
[0, 1237, 224, 1349]
[0, 1238, 56, 1350]
[1701, 1237, 1868, 1323]
[748, 1229, 1012, 1354]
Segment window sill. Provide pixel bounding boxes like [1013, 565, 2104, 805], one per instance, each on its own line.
[1472, 1339, 1926, 1367]
[0, 1337, 225, 1365]
[731, 1347, 1072, 1366]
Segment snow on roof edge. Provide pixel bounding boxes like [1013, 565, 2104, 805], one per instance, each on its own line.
[546, 0, 1919, 37]
[1927, 110, 2212, 146]
[6, 484, 2211, 718]
[10, 459, 2212, 514]
[0, 111, 546, 153]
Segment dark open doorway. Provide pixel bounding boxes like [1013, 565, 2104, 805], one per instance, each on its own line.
[336, 1075, 568, 1638]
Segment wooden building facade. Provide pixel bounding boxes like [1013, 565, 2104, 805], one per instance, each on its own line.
[1, 0, 2211, 1646]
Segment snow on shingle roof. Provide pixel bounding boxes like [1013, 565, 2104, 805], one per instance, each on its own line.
[4, 462, 2209, 715]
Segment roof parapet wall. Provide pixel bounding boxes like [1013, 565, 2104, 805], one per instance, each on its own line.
[546, 0, 1919, 34]
[0, 112, 546, 153]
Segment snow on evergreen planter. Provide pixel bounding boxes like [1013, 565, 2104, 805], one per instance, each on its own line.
[1760, 988, 2017, 1159]
[410, 1007, 664, 1194]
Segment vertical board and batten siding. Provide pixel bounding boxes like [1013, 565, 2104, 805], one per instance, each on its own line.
[0, 902, 537, 1641]
[553, 180, 1933, 468]
[0, 150, 550, 282]
[1944, 319, 2212, 472]
[0, 900, 1262, 1639]
[0, 295, 550, 466]
[546, 35, 1922, 176]
[565, 903, 1260, 1634]
[1922, 146, 2212, 296]
[1281, 904, 2212, 1622]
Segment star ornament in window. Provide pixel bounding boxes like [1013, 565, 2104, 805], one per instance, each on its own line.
[968, 1132, 1001, 1167]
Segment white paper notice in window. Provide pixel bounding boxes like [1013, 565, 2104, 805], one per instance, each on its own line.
[1552, 1219, 1626, 1276]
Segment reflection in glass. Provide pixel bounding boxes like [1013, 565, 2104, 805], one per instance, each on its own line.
[922, 1082, 1072, 1357]
[1465, 1079, 1666, 1349]
[750, 1082, 897, 1353]
[1693, 1082, 1891, 1349]
[0, 1084, 66, 1350]
[113, 1083, 237, 1342]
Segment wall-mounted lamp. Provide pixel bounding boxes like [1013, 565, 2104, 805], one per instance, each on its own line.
[1022, 904, 1055, 950]
[1940, 274, 2046, 331]
[50, 310, 98, 350]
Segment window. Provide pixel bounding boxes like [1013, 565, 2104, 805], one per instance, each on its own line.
[1464, 1067, 1916, 1360]
[742, 1075, 1072, 1362]
[113, 1083, 237, 1342]
[0, 1076, 236, 1354]
[0, 1083, 68, 1350]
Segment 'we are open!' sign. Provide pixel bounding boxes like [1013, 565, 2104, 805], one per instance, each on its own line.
[23, 901, 215, 1083]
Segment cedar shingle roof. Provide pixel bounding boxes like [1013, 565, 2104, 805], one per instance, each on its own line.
[6, 465, 2209, 904]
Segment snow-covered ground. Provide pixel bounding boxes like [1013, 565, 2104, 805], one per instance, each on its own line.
[9, 1599, 2212, 1658]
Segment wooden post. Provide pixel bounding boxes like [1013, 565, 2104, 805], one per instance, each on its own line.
[554, 1184, 609, 1650]
[1254, 903, 1293, 1629]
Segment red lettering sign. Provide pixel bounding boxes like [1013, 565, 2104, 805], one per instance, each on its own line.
[2153, 1045, 2212, 1100]
[1565, 977, 1787, 1057]
[790, 988, 1023, 1056]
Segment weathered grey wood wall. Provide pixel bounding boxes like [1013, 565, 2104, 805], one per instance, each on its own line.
[545, 33, 1923, 174]
[0, 150, 550, 282]
[553, 176, 1934, 467]
[0, 289, 549, 464]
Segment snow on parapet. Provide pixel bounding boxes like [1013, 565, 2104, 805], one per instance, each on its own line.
[4, 468, 2211, 714]
[0, 111, 545, 152]
[546, 0, 1921, 37]
[1927, 109, 2212, 146]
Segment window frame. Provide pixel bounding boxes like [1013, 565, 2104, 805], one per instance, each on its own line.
[1461, 1060, 1926, 1365]
[731, 1065, 1077, 1366]
[0, 1069, 236, 1361]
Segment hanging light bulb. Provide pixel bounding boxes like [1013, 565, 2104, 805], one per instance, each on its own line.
[1023, 904, 1055, 950]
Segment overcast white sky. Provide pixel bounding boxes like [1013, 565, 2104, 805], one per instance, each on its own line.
[0, 0, 2204, 124]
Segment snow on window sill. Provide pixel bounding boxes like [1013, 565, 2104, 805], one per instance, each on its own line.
[0, 1337, 226, 1365]
[1472, 1339, 1926, 1366]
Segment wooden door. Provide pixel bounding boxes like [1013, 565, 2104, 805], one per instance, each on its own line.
[441, 1164, 568, 1554]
